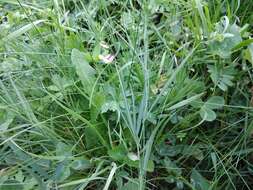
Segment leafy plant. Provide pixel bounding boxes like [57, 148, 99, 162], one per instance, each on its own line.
[1, 0, 253, 189]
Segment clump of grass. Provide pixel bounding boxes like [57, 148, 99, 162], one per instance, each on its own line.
[0, 0, 253, 189]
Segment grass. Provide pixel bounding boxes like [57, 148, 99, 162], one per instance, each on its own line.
[0, 0, 253, 189]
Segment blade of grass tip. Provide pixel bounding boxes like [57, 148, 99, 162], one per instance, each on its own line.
[166, 93, 204, 111]
[136, 5, 150, 137]
[158, 52, 166, 77]
[4, 20, 46, 41]
[53, 0, 61, 24]
[102, 162, 117, 190]
[139, 3, 150, 189]
[116, 64, 136, 139]
[194, 0, 208, 35]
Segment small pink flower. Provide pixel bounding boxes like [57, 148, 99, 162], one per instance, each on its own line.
[99, 54, 115, 64]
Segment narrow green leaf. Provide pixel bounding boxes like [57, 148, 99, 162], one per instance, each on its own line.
[232, 39, 253, 51]
[167, 93, 203, 111]
[5, 20, 45, 41]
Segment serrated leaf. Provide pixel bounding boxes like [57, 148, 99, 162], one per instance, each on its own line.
[101, 101, 119, 113]
[101, 101, 120, 122]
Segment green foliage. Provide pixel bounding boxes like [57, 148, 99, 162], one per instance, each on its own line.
[71, 48, 96, 92]
[191, 169, 211, 190]
[207, 64, 236, 91]
[0, 0, 253, 189]
[200, 96, 225, 121]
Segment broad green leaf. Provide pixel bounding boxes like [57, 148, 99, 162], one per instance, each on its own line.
[84, 127, 102, 149]
[205, 96, 224, 110]
[125, 159, 154, 172]
[119, 180, 139, 190]
[54, 162, 71, 182]
[71, 49, 96, 90]
[90, 92, 106, 122]
[164, 158, 182, 176]
[190, 98, 204, 108]
[191, 169, 211, 190]
[56, 142, 72, 160]
[71, 159, 92, 170]
[108, 145, 127, 161]
[200, 106, 216, 121]
[108, 145, 154, 172]
[181, 145, 204, 161]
